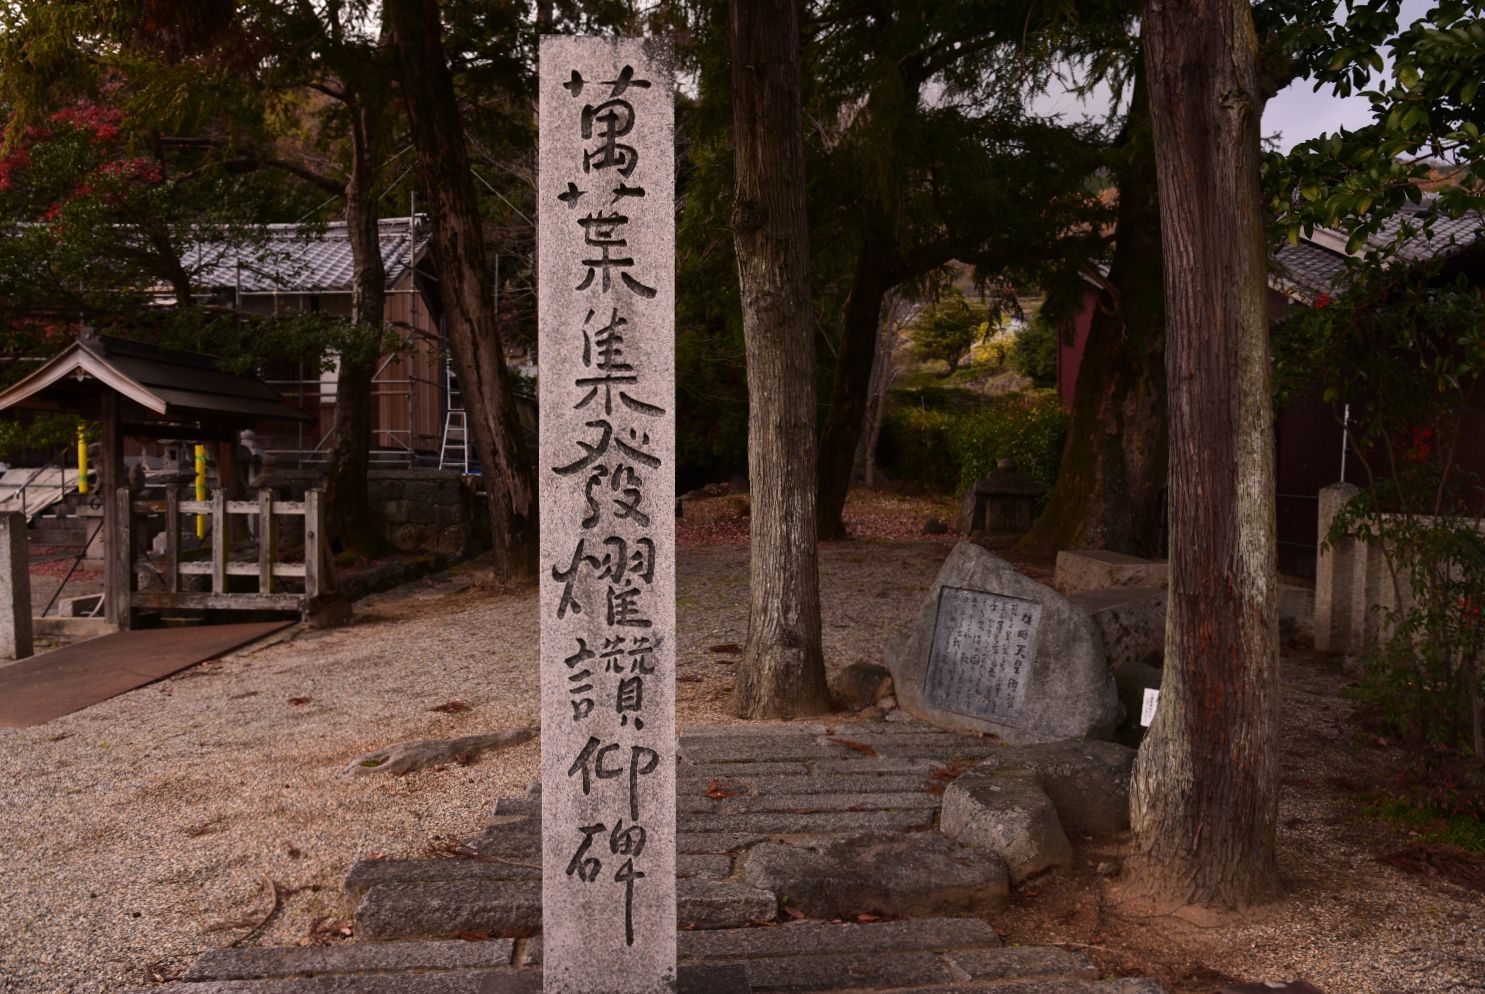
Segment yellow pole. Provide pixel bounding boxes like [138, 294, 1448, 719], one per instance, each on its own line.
[76, 424, 88, 494]
[195, 444, 207, 539]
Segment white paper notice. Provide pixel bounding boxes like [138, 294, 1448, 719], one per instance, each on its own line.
[1140, 688, 1160, 727]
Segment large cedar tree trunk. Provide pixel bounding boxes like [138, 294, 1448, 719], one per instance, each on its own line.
[1128, 0, 1280, 909]
[384, 0, 537, 581]
[1017, 68, 1167, 557]
[729, 0, 829, 718]
[324, 91, 385, 546]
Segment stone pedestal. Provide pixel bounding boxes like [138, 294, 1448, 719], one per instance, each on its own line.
[1, 512, 33, 660]
[1313, 482, 1359, 654]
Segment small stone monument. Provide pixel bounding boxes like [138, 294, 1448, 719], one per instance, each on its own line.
[1, 512, 33, 660]
[537, 36, 679, 994]
[887, 542, 1120, 743]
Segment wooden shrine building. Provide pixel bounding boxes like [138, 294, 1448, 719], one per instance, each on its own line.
[0, 330, 334, 628]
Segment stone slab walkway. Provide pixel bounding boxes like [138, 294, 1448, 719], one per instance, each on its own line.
[132, 719, 1166, 994]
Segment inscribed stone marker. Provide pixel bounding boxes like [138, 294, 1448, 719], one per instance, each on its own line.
[925, 586, 1040, 724]
[537, 36, 677, 994]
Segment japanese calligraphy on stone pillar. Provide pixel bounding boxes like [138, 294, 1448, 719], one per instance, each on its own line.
[924, 586, 1042, 724]
[538, 36, 676, 994]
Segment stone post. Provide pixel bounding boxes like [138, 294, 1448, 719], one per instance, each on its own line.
[1, 512, 33, 660]
[537, 36, 677, 994]
[1313, 482, 1359, 654]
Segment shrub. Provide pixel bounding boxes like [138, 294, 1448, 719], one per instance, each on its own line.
[877, 391, 1068, 497]
[1009, 314, 1059, 388]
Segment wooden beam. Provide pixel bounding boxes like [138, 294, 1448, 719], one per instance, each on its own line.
[101, 392, 124, 627]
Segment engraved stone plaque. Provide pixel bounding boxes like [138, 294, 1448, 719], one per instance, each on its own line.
[923, 585, 1042, 724]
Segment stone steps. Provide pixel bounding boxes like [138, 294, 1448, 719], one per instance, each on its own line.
[134, 918, 1163, 994]
[138, 720, 1164, 994]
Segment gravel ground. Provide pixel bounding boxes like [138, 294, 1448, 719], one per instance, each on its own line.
[0, 529, 951, 994]
[1, 504, 1479, 994]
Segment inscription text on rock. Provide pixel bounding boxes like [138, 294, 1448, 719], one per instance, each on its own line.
[924, 586, 1042, 724]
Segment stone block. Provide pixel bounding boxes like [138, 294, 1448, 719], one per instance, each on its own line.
[185, 938, 515, 981]
[963, 739, 1136, 836]
[1054, 549, 1168, 596]
[1313, 482, 1360, 654]
[887, 542, 1121, 744]
[741, 831, 1009, 918]
[830, 660, 892, 711]
[677, 916, 1001, 959]
[940, 768, 1072, 883]
[1, 512, 33, 660]
[1069, 586, 1166, 672]
[945, 946, 1097, 981]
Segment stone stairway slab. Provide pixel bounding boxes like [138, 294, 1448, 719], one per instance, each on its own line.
[681, 791, 944, 815]
[345, 852, 732, 897]
[678, 917, 1001, 959]
[127, 973, 509, 994]
[680, 773, 949, 796]
[678, 809, 935, 835]
[184, 938, 515, 981]
[356, 878, 776, 940]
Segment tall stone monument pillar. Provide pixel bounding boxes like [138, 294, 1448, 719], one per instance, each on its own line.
[538, 36, 677, 994]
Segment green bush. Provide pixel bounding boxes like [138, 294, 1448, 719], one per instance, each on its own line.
[878, 392, 1068, 497]
[1010, 315, 1059, 388]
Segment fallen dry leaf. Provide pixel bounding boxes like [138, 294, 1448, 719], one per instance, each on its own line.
[829, 737, 878, 757]
[429, 700, 473, 714]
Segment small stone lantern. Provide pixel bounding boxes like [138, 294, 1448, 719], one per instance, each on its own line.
[956, 459, 1047, 535]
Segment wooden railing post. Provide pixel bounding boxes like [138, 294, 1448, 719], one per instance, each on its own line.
[304, 489, 322, 601]
[113, 487, 133, 630]
[211, 490, 226, 595]
[258, 488, 275, 594]
[165, 487, 180, 594]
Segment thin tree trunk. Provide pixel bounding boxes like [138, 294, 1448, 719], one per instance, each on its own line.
[1128, 0, 1280, 910]
[1017, 66, 1167, 558]
[854, 291, 904, 487]
[324, 88, 385, 547]
[384, 0, 537, 582]
[817, 229, 895, 538]
[728, 0, 829, 719]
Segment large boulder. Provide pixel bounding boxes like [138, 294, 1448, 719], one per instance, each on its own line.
[886, 542, 1122, 744]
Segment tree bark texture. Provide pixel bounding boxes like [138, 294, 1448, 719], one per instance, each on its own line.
[384, 0, 537, 582]
[1018, 68, 1167, 558]
[324, 88, 385, 546]
[728, 0, 829, 719]
[1130, 0, 1281, 909]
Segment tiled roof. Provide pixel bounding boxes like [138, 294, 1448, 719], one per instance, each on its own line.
[1271, 197, 1484, 300]
[1272, 240, 1350, 298]
[181, 218, 422, 294]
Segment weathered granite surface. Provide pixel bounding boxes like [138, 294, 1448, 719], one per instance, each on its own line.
[887, 542, 1121, 743]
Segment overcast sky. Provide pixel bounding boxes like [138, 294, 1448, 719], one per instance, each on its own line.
[1034, 0, 1435, 152]
[1265, 0, 1433, 150]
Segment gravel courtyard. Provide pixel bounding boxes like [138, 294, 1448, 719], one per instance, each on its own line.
[1, 499, 1481, 994]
